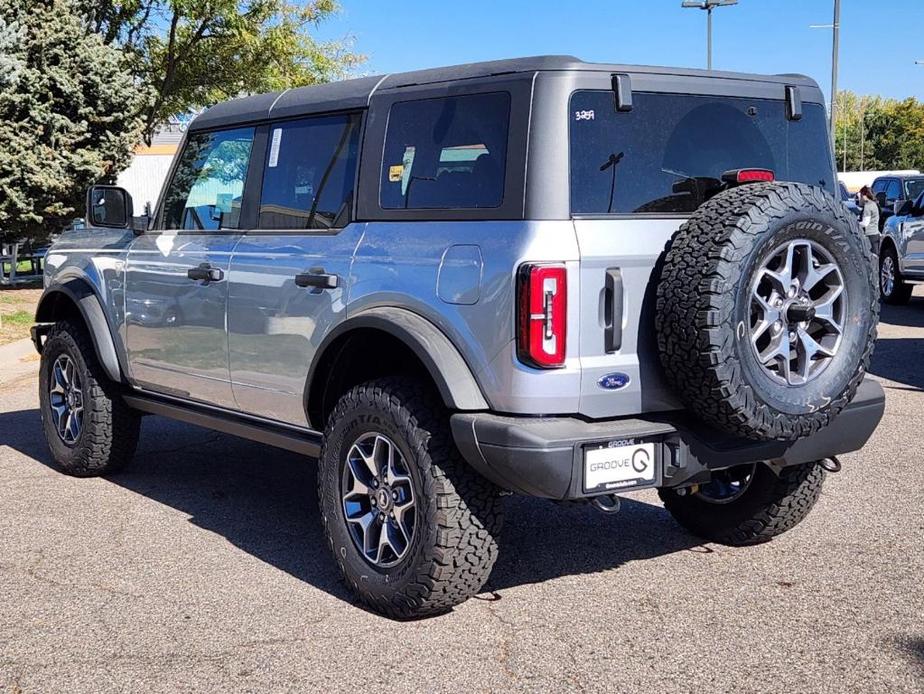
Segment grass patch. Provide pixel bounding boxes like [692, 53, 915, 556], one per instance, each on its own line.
[1, 310, 33, 325]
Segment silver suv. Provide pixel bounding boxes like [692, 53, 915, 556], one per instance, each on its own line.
[32, 56, 884, 618]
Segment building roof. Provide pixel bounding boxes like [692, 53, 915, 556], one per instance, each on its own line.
[190, 55, 820, 132]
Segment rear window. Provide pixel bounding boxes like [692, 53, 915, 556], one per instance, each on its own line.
[258, 113, 361, 230]
[570, 91, 834, 215]
[380, 92, 510, 209]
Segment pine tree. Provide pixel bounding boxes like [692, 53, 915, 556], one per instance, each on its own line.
[0, 0, 145, 242]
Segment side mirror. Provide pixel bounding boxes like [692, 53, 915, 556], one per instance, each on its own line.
[896, 199, 913, 216]
[86, 185, 133, 229]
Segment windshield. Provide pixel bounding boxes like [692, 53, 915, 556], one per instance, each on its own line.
[570, 91, 835, 215]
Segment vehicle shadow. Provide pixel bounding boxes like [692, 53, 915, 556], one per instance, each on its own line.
[878, 297, 924, 329]
[0, 406, 702, 613]
[869, 298, 924, 391]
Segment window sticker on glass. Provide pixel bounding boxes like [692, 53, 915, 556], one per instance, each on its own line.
[268, 128, 283, 168]
[216, 193, 233, 214]
[389, 165, 404, 182]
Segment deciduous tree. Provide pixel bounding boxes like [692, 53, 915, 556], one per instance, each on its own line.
[79, 0, 364, 143]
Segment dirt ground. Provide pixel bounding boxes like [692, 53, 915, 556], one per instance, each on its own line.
[0, 286, 42, 345]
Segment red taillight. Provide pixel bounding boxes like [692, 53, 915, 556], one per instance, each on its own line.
[722, 168, 775, 184]
[517, 264, 567, 369]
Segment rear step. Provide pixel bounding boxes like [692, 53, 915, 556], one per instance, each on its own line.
[123, 392, 322, 457]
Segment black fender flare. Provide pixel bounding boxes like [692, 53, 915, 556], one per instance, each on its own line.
[305, 307, 489, 418]
[35, 279, 125, 383]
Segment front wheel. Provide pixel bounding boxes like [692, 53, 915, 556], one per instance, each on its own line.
[879, 245, 913, 305]
[317, 378, 503, 619]
[39, 320, 140, 476]
[658, 462, 825, 546]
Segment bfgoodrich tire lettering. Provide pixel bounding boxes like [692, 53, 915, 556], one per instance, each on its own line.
[317, 378, 503, 619]
[656, 182, 878, 441]
[39, 320, 140, 476]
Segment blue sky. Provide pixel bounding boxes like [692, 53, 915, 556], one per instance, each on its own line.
[317, 0, 924, 103]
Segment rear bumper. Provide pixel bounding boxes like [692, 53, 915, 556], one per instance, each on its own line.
[451, 379, 885, 499]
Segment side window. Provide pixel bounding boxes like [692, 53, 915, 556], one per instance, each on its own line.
[871, 179, 887, 194]
[885, 179, 902, 201]
[162, 127, 255, 231]
[259, 113, 362, 230]
[380, 92, 510, 210]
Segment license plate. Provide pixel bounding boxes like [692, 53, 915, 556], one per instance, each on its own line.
[584, 441, 657, 493]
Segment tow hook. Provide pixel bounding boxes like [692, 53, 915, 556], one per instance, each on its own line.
[819, 457, 842, 473]
[590, 494, 621, 514]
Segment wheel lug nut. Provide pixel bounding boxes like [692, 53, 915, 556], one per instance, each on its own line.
[372, 479, 378, 488]
[392, 490, 399, 500]
[371, 497, 377, 506]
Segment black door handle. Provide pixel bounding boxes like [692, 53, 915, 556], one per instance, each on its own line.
[295, 269, 339, 289]
[186, 263, 224, 283]
[604, 268, 623, 353]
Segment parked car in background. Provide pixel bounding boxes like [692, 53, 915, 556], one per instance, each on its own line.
[871, 174, 924, 230]
[879, 191, 924, 304]
[839, 181, 861, 217]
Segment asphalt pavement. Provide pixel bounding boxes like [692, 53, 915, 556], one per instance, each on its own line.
[1, 294, 922, 693]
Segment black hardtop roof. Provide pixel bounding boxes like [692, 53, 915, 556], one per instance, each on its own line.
[189, 55, 820, 132]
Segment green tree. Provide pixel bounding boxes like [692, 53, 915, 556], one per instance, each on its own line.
[0, 0, 144, 242]
[834, 90, 924, 172]
[79, 0, 364, 143]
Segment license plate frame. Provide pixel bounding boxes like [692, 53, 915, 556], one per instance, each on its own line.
[582, 439, 659, 494]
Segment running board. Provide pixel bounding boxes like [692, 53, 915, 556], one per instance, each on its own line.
[122, 393, 322, 458]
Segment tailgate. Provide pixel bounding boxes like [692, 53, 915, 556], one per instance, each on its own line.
[573, 218, 685, 419]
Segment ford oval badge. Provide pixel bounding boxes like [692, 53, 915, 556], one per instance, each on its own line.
[597, 372, 631, 390]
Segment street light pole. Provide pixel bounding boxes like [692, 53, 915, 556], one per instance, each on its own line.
[707, 6, 713, 70]
[681, 0, 738, 70]
[830, 0, 841, 153]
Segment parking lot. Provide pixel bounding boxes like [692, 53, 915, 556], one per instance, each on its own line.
[0, 294, 922, 693]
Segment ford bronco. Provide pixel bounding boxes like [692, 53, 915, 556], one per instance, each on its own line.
[32, 56, 884, 618]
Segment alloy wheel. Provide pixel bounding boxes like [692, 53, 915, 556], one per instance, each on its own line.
[48, 354, 83, 445]
[341, 433, 416, 568]
[749, 239, 847, 386]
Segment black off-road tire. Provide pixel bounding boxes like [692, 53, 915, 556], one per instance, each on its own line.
[317, 378, 503, 619]
[656, 182, 878, 441]
[879, 243, 913, 305]
[39, 320, 140, 476]
[659, 462, 825, 546]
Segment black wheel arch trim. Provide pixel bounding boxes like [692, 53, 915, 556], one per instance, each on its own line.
[304, 307, 490, 427]
[34, 279, 126, 383]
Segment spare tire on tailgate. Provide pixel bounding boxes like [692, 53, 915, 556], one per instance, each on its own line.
[655, 181, 878, 441]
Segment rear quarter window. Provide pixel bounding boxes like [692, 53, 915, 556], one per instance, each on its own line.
[569, 91, 834, 215]
[380, 92, 510, 210]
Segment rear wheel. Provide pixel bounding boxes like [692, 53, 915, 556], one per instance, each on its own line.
[879, 244, 913, 305]
[317, 377, 503, 619]
[39, 320, 140, 476]
[658, 462, 825, 546]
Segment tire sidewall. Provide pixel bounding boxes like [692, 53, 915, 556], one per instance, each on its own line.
[39, 326, 92, 468]
[319, 396, 436, 603]
[733, 212, 875, 416]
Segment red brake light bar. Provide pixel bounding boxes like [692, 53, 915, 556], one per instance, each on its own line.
[722, 168, 775, 184]
[517, 264, 567, 369]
